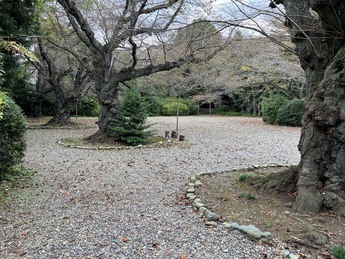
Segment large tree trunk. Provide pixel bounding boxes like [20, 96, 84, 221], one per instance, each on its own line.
[270, 0, 345, 215]
[295, 46, 345, 216]
[47, 97, 77, 125]
[95, 80, 119, 138]
[32, 95, 42, 118]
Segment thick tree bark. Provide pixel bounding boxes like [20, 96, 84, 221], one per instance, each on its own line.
[47, 96, 79, 125]
[32, 95, 42, 118]
[96, 82, 119, 137]
[296, 46, 345, 215]
[273, 0, 345, 215]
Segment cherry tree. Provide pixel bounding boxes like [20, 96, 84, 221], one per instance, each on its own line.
[56, 0, 224, 138]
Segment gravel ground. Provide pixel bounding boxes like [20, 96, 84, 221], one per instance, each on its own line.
[0, 116, 301, 258]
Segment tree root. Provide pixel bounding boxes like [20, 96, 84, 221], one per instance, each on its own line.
[248, 165, 299, 194]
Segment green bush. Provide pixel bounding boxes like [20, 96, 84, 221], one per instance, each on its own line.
[180, 98, 198, 115]
[143, 96, 163, 116]
[162, 101, 189, 116]
[261, 94, 289, 124]
[332, 245, 345, 259]
[160, 97, 197, 116]
[213, 105, 253, 116]
[77, 96, 100, 117]
[109, 87, 153, 146]
[0, 92, 27, 180]
[276, 99, 305, 126]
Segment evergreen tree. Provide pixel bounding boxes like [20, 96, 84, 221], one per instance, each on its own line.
[109, 87, 153, 146]
[0, 0, 43, 114]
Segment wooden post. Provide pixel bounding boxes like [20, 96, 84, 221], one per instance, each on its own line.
[176, 97, 179, 135]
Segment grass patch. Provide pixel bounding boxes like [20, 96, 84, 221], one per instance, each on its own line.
[239, 192, 256, 200]
[196, 166, 345, 256]
[264, 221, 273, 228]
[332, 246, 345, 259]
[59, 135, 174, 149]
[238, 173, 254, 182]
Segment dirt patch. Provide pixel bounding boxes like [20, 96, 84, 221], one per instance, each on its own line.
[196, 167, 345, 257]
[26, 117, 98, 129]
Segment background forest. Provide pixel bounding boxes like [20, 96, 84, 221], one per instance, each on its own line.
[0, 0, 304, 126]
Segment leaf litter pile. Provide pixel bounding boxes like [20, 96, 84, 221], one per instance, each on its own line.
[196, 166, 345, 258]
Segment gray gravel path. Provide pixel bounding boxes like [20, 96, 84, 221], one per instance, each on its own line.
[0, 116, 301, 258]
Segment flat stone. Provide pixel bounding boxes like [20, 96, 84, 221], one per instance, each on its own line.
[205, 210, 220, 221]
[187, 187, 195, 193]
[193, 198, 202, 204]
[188, 182, 195, 187]
[205, 221, 218, 227]
[199, 207, 207, 216]
[193, 202, 205, 209]
[261, 231, 272, 239]
[237, 225, 263, 239]
[224, 222, 240, 229]
[289, 254, 299, 259]
[186, 193, 196, 201]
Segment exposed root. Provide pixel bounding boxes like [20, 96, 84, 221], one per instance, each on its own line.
[85, 131, 118, 145]
[248, 165, 299, 194]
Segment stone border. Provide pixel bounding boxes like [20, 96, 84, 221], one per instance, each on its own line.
[27, 125, 97, 130]
[56, 138, 189, 150]
[186, 165, 301, 259]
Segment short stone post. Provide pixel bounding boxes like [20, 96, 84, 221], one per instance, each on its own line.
[171, 130, 178, 138]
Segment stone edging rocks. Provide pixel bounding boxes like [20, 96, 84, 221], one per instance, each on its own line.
[56, 138, 183, 150]
[186, 165, 301, 259]
[57, 139, 169, 150]
[27, 125, 96, 130]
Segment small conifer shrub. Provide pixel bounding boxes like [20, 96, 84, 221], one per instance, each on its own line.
[109, 87, 153, 146]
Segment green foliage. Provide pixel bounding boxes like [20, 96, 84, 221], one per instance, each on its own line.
[239, 193, 256, 200]
[143, 96, 163, 116]
[238, 173, 254, 182]
[332, 245, 345, 259]
[276, 99, 305, 126]
[109, 87, 153, 146]
[162, 102, 189, 116]
[181, 98, 198, 115]
[261, 94, 289, 124]
[0, 54, 35, 115]
[77, 96, 100, 117]
[161, 97, 197, 116]
[0, 0, 42, 45]
[0, 92, 27, 180]
[213, 105, 253, 117]
[264, 221, 273, 228]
